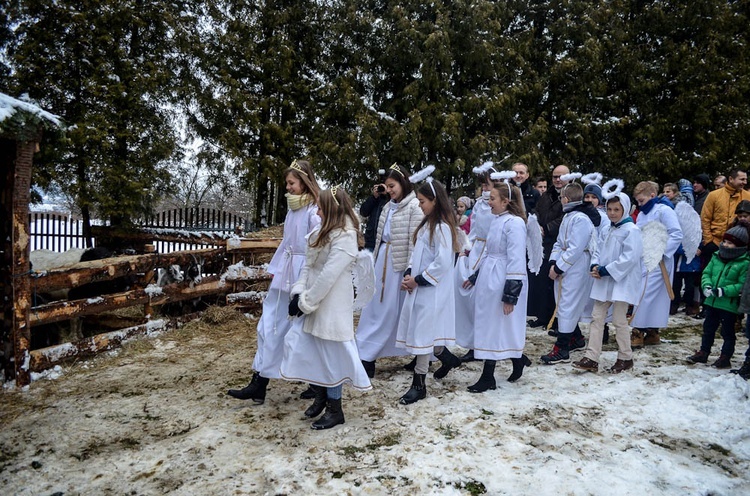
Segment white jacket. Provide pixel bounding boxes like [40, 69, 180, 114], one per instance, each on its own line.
[373, 191, 423, 272]
[591, 220, 643, 305]
[292, 222, 358, 342]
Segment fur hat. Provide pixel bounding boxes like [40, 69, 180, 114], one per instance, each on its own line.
[583, 183, 603, 204]
[693, 173, 711, 190]
[723, 225, 749, 247]
[736, 200, 750, 215]
[457, 196, 473, 210]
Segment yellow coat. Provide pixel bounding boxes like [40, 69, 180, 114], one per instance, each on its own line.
[701, 185, 750, 246]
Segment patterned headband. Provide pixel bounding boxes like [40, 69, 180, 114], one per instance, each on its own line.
[290, 159, 308, 176]
[389, 163, 405, 177]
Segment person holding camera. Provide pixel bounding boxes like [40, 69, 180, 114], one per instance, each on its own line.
[360, 169, 390, 251]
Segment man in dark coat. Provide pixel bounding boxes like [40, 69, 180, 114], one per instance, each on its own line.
[528, 164, 570, 328]
[693, 173, 710, 215]
[512, 162, 540, 215]
[360, 170, 389, 251]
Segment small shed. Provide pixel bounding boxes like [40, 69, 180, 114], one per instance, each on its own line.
[1, 92, 64, 387]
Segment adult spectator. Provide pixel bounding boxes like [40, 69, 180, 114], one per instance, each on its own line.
[701, 169, 750, 260]
[692, 174, 710, 215]
[714, 175, 727, 189]
[528, 164, 570, 328]
[512, 162, 540, 214]
[360, 170, 389, 251]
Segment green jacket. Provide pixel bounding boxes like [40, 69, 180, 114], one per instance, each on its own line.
[701, 252, 750, 314]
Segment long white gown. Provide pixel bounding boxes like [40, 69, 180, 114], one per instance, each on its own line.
[396, 222, 456, 353]
[251, 203, 319, 379]
[472, 213, 528, 361]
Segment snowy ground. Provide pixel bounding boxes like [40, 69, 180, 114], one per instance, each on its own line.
[1, 309, 749, 495]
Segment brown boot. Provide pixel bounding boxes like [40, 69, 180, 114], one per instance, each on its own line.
[631, 328, 644, 349]
[644, 329, 661, 346]
[610, 359, 634, 373]
[685, 303, 700, 316]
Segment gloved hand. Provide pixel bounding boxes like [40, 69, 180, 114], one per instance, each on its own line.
[288, 294, 304, 317]
[703, 287, 714, 298]
[715, 288, 725, 298]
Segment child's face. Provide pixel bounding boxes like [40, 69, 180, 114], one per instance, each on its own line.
[663, 188, 676, 200]
[488, 189, 509, 215]
[457, 202, 466, 215]
[722, 239, 737, 249]
[285, 173, 304, 195]
[634, 192, 655, 207]
[737, 212, 750, 222]
[535, 181, 547, 194]
[606, 200, 624, 223]
[417, 193, 435, 216]
[584, 193, 600, 207]
[385, 178, 403, 201]
[481, 179, 493, 192]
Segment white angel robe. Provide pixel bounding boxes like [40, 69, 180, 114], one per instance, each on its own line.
[631, 203, 683, 329]
[471, 213, 528, 361]
[590, 221, 644, 305]
[251, 203, 320, 378]
[581, 208, 612, 323]
[454, 196, 494, 347]
[550, 210, 596, 334]
[397, 222, 456, 353]
[356, 204, 410, 361]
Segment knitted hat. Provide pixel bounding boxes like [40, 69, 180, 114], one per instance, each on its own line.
[583, 183, 603, 204]
[736, 200, 750, 215]
[693, 174, 711, 190]
[457, 196, 473, 210]
[723, 225, 749, 247]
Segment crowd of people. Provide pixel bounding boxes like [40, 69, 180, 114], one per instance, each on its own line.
[226, 159, 750, 430]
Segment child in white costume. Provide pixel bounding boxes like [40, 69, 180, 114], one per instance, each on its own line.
[397, 171, 462, 405]
[227, 160, 320, 404]
[541, 182, 601, 364]
[281, 187, 372, 430]
[468, 180, 531, 393]
[454, 163, 498, 363]
[631, 181, 683, 346]
[573, 190, 643, 373]
[356, 164, 423, 377]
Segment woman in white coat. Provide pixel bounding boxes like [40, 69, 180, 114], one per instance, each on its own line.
[468, 181, 530, 392]
[227, 160, 320, 404]
[281, 187, 371, 430]
[356, 164, 423, 378]
[397, 174, 462, 404]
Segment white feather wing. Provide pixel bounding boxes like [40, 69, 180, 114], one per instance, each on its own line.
[641, 221, 668, 272]
[352, 250, 376, 311]
[526, 214, 543, 275]
[675, 201, 702, 265]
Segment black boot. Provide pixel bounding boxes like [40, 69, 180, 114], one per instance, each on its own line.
[399, 373, 427, 405]
[731, 360, 750, 380]
[311, 397, 345, 430]
[507, 354, 532, 383]
[403, 356, 417, 371]
[300, 385, 316, 399]
[361, 359, 376, 378]
[434, 348, 461, 379]
[468, 360, 497, 393]
[304, 385, 327, 418]
[602, 324, 610, 345]
[227, 372, 269, 404]
[460, 349, 479, 363]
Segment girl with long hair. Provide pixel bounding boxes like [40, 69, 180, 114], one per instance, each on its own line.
[281, 186, 372, 430]
[227, 159, 321, 404]
[396, 176, 462, 404]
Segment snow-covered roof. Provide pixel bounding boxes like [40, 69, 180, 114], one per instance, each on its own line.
[0, 92, 64, 137]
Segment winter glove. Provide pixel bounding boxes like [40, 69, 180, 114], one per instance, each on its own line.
[597, 266, 610, 277]
[703, 286, 714, 298]
[715, 288, 725, 298]
[288, 294, 304, 317]
[502, 279, 523, 305]
[467, 270, 479, 286]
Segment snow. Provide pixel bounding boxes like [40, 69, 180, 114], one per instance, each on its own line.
[0, 92, 63, 128]
[0, 313, 749, 494]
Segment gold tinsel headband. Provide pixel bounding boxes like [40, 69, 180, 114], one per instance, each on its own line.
[290, 159, 308, 176]
[389, 163, 404, 177]
[330, 185, 341, 206]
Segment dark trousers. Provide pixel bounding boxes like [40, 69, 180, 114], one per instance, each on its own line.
[527, 259, 555, 322]
[701, 306, 737, 357]
[672, 271, 697, 306]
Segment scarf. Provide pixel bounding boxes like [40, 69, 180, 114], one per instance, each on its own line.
[562, 200, 582, 213]
[286, 193, 313, 211]
[611, 217, 634, 228]
[719, 244, 747, 261]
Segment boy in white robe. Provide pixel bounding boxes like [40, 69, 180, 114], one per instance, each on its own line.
[541, 183, 601, 364]
[573, 192, 643, 373]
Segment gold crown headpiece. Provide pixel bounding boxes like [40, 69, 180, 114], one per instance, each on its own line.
[330, 185, 341, 206]
[290, 159, 308, 176]
[389, 163, 405, 177]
